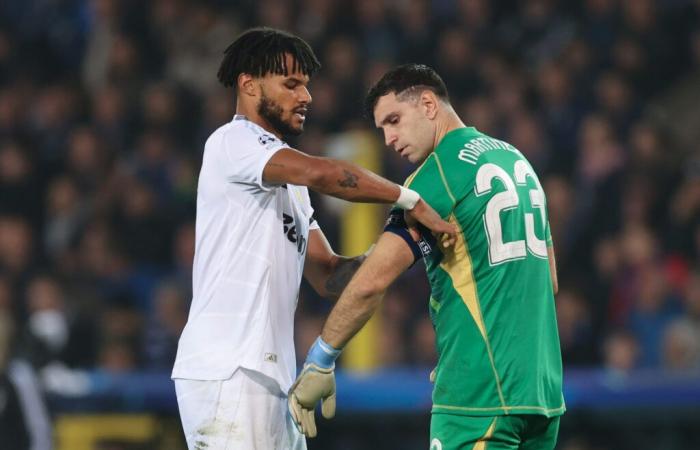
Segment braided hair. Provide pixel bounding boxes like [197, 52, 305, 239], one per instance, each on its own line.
[217, 27, 321, 89]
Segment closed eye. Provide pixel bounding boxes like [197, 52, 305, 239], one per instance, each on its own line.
[381, 113, 399, 126]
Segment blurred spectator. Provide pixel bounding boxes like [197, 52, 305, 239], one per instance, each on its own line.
[294, 314, 324, 368]
[566, 115, 624, 262]
[627, 264, 683, 367]
[0, 276, 13, 316]
[65, 126, 112, 194]
[543, 176, 575, 261]
[296, 0, 338, 45]
[90, 84, 131, 151]
[558, 437, 597, 450]
[162, 3, 238, 96]
[594, 71, 639, 133]
[580, 0, 618, 50]
[82, 0, 123, 93]
[608, 225, 659, 325]
[535, 61, 582, 172]
[0, 311, 53, 450]
[98, 305, 141, 373]
[354, 0, 397, 62]
[29, 85, 81, 166]
[500, 0, 575, 67]
[170, 221, 195, 293]
[143, 281, 188, 369]
[556, 288, 596, 366]
[506, 110, 551, 172]
[0, 311, 30, 449]
[662, 319, 700, 371]
[20, 275, 71, 370]
[409, 316, 437, 367]
[255, 0, 294, 31]
[97, 338, 137, 374]
[459, 96, 498, 136]
[394, 0, 435, 64]
[43, 176, 89, 262]
[322, 36, 364, 122]
[603, 329, 639, 374]
[454, 0, 493, 45]
[197, 90, 235, 144]
[0, 142, 42, 223]
[435, 27, 477, 101]
[378, 321, 407, 368]
[112, 176, 173, 266]
[0, 216, 34, 278]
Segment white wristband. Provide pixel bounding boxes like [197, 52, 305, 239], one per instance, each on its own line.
[396, 186, 420, 210]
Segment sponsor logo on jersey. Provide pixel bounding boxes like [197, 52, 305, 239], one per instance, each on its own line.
[264, 353, 278, 363]
[283, 213, 307, 254]
[430, 438, 443, 450]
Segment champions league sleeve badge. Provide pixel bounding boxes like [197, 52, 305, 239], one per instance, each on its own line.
[258, 133, 280, 149]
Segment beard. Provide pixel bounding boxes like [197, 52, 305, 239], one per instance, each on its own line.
[257, 93, 303, 137]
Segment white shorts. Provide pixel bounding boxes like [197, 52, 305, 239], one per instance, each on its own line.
[174, 368, 306, 450]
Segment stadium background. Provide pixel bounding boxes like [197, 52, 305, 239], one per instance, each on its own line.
[1, 0, 699, 449]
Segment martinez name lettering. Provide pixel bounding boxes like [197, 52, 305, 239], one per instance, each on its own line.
[458, 137, 520, 165]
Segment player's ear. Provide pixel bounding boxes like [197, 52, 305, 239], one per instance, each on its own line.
[421, 90, 439, 120]
[238, 73, 257, 97]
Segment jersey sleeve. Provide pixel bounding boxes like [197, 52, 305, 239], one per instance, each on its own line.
[302, 187, 320, 230]
[309, 217, 320, 230]
[545, 219, 553, 247]
[404, 153, 456, 218]
[219, 126, 288, 191]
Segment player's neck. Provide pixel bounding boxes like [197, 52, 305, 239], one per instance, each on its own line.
[433, 108, 466, 150]
[235, 100, 283, 138]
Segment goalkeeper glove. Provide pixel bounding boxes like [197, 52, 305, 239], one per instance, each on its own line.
[288, 336, 341, 438]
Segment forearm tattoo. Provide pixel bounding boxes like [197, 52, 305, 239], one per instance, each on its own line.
[325, 255, 366, 299]
[337, 169, 359, 188]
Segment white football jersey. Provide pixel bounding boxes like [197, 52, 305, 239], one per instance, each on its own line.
[172, 115, 318, 394]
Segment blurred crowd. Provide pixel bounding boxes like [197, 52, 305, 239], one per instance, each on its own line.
[1, 0, 700, 409]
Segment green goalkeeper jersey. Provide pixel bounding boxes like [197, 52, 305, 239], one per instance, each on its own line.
[405, 127, 565, 418]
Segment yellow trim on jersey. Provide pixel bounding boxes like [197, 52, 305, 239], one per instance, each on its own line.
[474, 417, 497, 450]
[403, 154, 431, 187]
[432, 403, 567, 415]
[432, 153, 456, 205]
[404, 153, 457, 214]
[439, 215, 507, 410]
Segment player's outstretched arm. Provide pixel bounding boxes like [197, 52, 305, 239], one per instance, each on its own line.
[303, 229, 371, 301]
[321, 231, 414, 347]
[288, 232, 415, 437]
[263, 148, 456, 240]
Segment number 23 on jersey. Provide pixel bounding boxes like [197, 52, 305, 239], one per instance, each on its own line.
[474, 160, 548, 266]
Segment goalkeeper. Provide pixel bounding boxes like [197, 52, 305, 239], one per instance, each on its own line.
[289, 64, 565, 449]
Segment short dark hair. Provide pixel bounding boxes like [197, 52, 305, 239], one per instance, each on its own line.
[217, 27, 321, 88]
[364, 64, 449, 119]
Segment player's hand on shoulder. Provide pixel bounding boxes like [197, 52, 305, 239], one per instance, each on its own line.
[404, 199, 457, 247]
